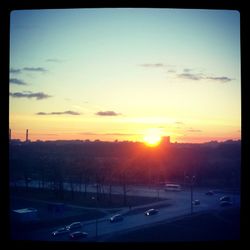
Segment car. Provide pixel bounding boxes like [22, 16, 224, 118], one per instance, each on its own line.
[220, 201, 233, 207]
[66, 222, 82, 230]
[51, 227, 69, 236]
[192, 199, 200, 205]
[219, 196, 231, 202]
[69, 231, 88, 240]
[205, 190, 214, 195]
[110, 214, 124, 223]
[145, 208, 159, 216]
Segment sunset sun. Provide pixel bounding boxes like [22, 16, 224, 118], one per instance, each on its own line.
[143, 130, 162, 147]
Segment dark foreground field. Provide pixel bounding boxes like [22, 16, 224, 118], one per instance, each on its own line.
[102, 207, 240, 242]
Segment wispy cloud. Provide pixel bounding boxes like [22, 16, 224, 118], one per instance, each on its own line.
[187, 129, 202, 132]
[167, 69, 176, 73]
[78, 132, 137, 136]
[10, 91, 52, 100]
[46, 58, 63, 63]
[23, 67, 47, 73]
[177, 71, 233, 83]
[140, 63, 164, 67]
[95, 111, 121, 116]
[9, 78, 27, 85]
[10, 67, 48, 74]
[78, 132, 97, 135]
[104, 133, 138, 136]
[178, 73, 204, 81]
[10, 68, 22, 74]
[36, 110, 80, 115]
[183, 68, 192, 73]
[205, 76, 232, 82]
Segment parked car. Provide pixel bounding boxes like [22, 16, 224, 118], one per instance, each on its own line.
[205, 190, 214, 195]
[69, 231, 88, 240]
[192, 200, 200, 205]
[52, 227, 69, 236]
[66, 222, 82, 230]
[220, 201, 233, 207]
[110, 214, 124, 223]
[219, 196, 231, 202]
[145, 208, 159, 216]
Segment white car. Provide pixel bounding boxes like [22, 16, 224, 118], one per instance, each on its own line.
[145, 209, 159, 216]
[66, 222, 82, 230]
[219, 196, 231, 202]
[110, 214, 124, 223]
[52, 227, 69, 236]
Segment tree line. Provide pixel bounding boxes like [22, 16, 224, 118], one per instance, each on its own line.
[9, 139, 241, 204]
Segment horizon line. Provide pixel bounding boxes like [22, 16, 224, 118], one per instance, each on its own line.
[10, 138, 241, 144]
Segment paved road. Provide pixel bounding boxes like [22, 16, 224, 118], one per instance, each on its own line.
[10, 184, 240, 242]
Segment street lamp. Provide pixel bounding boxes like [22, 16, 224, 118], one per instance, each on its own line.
[185, 175, 196, 214]
[91, 196, 98, 240]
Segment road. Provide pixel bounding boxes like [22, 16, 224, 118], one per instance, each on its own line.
[10, 183, 240, 242]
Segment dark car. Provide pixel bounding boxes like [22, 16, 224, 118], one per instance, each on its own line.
[219, 196, 231, 202]
[205, 190, 214, 195]
[145, 208, 159, 216]
[192, 199, 200, 205]
[52, 227, 69, 236]
[110, 214, 124, 223]
[69, 231, 88, 240]
[220, 201, 233, 207]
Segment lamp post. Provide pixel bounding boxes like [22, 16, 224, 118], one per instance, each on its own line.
[185, 175, 196, 214]
[91, 196, 98, 240]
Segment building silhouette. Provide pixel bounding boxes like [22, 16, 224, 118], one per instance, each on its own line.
[162, 136, 170, 145]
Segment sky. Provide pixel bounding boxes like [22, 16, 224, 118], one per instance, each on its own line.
[9, 8, 241, 143]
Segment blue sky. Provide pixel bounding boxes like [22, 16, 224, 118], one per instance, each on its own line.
[9, 8, 241, 142]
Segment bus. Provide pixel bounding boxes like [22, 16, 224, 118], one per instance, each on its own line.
[164, 183, 182, 191]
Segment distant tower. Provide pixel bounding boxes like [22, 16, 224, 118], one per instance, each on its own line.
[26, 129, 29, 142]
[162, 136, 170, 145]
[9, 129, 11, 141]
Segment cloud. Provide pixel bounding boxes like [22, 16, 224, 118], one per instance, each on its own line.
[95, 111, 121, 116]
[175, 121, 184, 125]
[177, 71, 233, 83]
[46, 58, 62, 63]
[167, 69, 176, 73]
[10, 68, 22, 74]
[36, 110, 80, 115]
[63, 110, 81, 115]
[10, 67, 48, 74]
[10, 91, 52, 100]
[23, 67, 47, 73]
[104, 133, 138, 136]
[78, 132, 137, 136]
[187, 129, 202, 132]
[140, 63, 164, 67]
[9, 78, 27, 85]
[205, 76, 232, 82]
[178, 73, 204, 81]
[78, 132, 97, 135]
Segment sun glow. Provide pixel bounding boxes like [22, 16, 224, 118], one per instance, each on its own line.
[143, 129, 162, 147]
